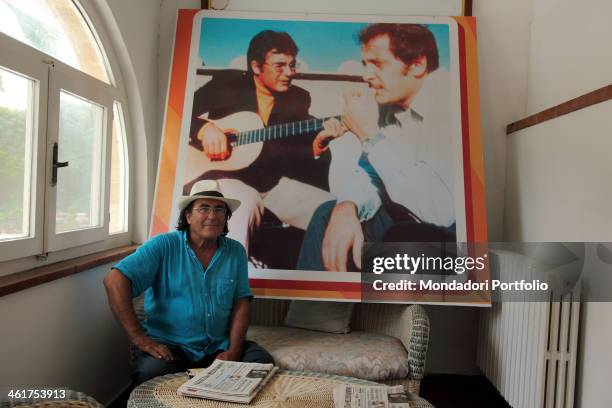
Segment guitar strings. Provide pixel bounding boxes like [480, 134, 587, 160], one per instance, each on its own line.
[234, 116, 340, 146]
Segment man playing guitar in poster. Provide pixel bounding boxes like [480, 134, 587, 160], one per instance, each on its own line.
[185, 30, 336, 261]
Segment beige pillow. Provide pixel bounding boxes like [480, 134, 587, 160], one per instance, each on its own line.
[283, 300, 355, 334]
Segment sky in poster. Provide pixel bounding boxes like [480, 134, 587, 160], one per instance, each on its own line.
[199, 18, 450, 73]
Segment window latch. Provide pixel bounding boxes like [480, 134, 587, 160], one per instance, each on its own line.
[52, 142, 69, 187]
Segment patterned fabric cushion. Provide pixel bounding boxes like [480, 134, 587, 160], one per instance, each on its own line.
[247, 325, 409, 381]
[284, 300, 355, 334]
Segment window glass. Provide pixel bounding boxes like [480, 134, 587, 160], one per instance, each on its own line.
[109, 101, 128, 234]
[0, 0, 111, 84]
[0, 67, 36, 242]
[55, 90, 104, 233]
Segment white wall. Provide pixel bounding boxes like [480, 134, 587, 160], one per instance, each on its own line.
[0, 264, 130, 406]
[527, 0, 612, 113]
[503, 0, 612, 406]
[577, 302, 612, 408]
[505, 101, 612, 241]
[103, 0, 163, 235]
[473, 0, 534, 241]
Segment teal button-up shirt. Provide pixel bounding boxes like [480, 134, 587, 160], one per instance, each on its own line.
[114, 230, 252, 362]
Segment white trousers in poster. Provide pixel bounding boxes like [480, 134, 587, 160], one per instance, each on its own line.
[217, 177, 335, 251]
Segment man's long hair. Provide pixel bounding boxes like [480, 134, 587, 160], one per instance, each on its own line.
[358, 24, 439, 73]
[247, 30, 298, 74]
[176, 201, 232, 236]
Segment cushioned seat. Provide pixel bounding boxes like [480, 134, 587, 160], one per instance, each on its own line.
[248, 299, 430, 395]
[247, 325, 409, 381]
[133, 297, 430, 395]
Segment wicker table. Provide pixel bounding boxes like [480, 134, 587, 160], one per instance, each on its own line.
[127, 370, 433, 408]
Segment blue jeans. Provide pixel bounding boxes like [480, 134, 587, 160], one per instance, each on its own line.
[297, 200, 456, 271]
[132, 340, 274, 385]
[297, 200, 393, 271]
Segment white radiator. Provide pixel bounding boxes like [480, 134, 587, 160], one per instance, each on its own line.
[477, 251, 581, 408]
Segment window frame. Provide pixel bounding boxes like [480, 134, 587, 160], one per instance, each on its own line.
[0, 35, 48, 261]
[0, 0, 135, 274]
[44, 59, 114, 252]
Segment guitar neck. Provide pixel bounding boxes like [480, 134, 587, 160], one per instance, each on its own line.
[234, 116, 340, 146]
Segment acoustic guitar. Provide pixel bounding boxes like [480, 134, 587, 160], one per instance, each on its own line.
[184, 111, 337, 182]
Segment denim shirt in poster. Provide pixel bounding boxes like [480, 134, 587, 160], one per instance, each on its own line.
[114, 230, 252, 362]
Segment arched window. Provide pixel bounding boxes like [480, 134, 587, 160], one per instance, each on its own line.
[0, 0, 112, 83]
[0, 0, 131, 266]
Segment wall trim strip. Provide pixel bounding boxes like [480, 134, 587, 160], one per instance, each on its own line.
[0, 245, 138, 297]
[506, 84, 612, 135]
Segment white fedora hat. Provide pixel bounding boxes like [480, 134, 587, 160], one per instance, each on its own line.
[177, 180, 241, 213]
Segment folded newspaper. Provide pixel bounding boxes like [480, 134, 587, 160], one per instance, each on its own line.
[178, 360, 278, 404]
[333, 384, 413, 408]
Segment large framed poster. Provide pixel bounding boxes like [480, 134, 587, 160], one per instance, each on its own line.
[152, 10, 489, 305]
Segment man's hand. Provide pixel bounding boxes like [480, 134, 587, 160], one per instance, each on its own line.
[219, 298, 249, 363]
[312, 118, 347, 156]
[322, 201, 364, 271]
[197, 122, 230, 160]
[103, 269, 175, 361]
[216, 350, 241, 361]
[342, 89, 379, 142]
[132, 334, 174, 361]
